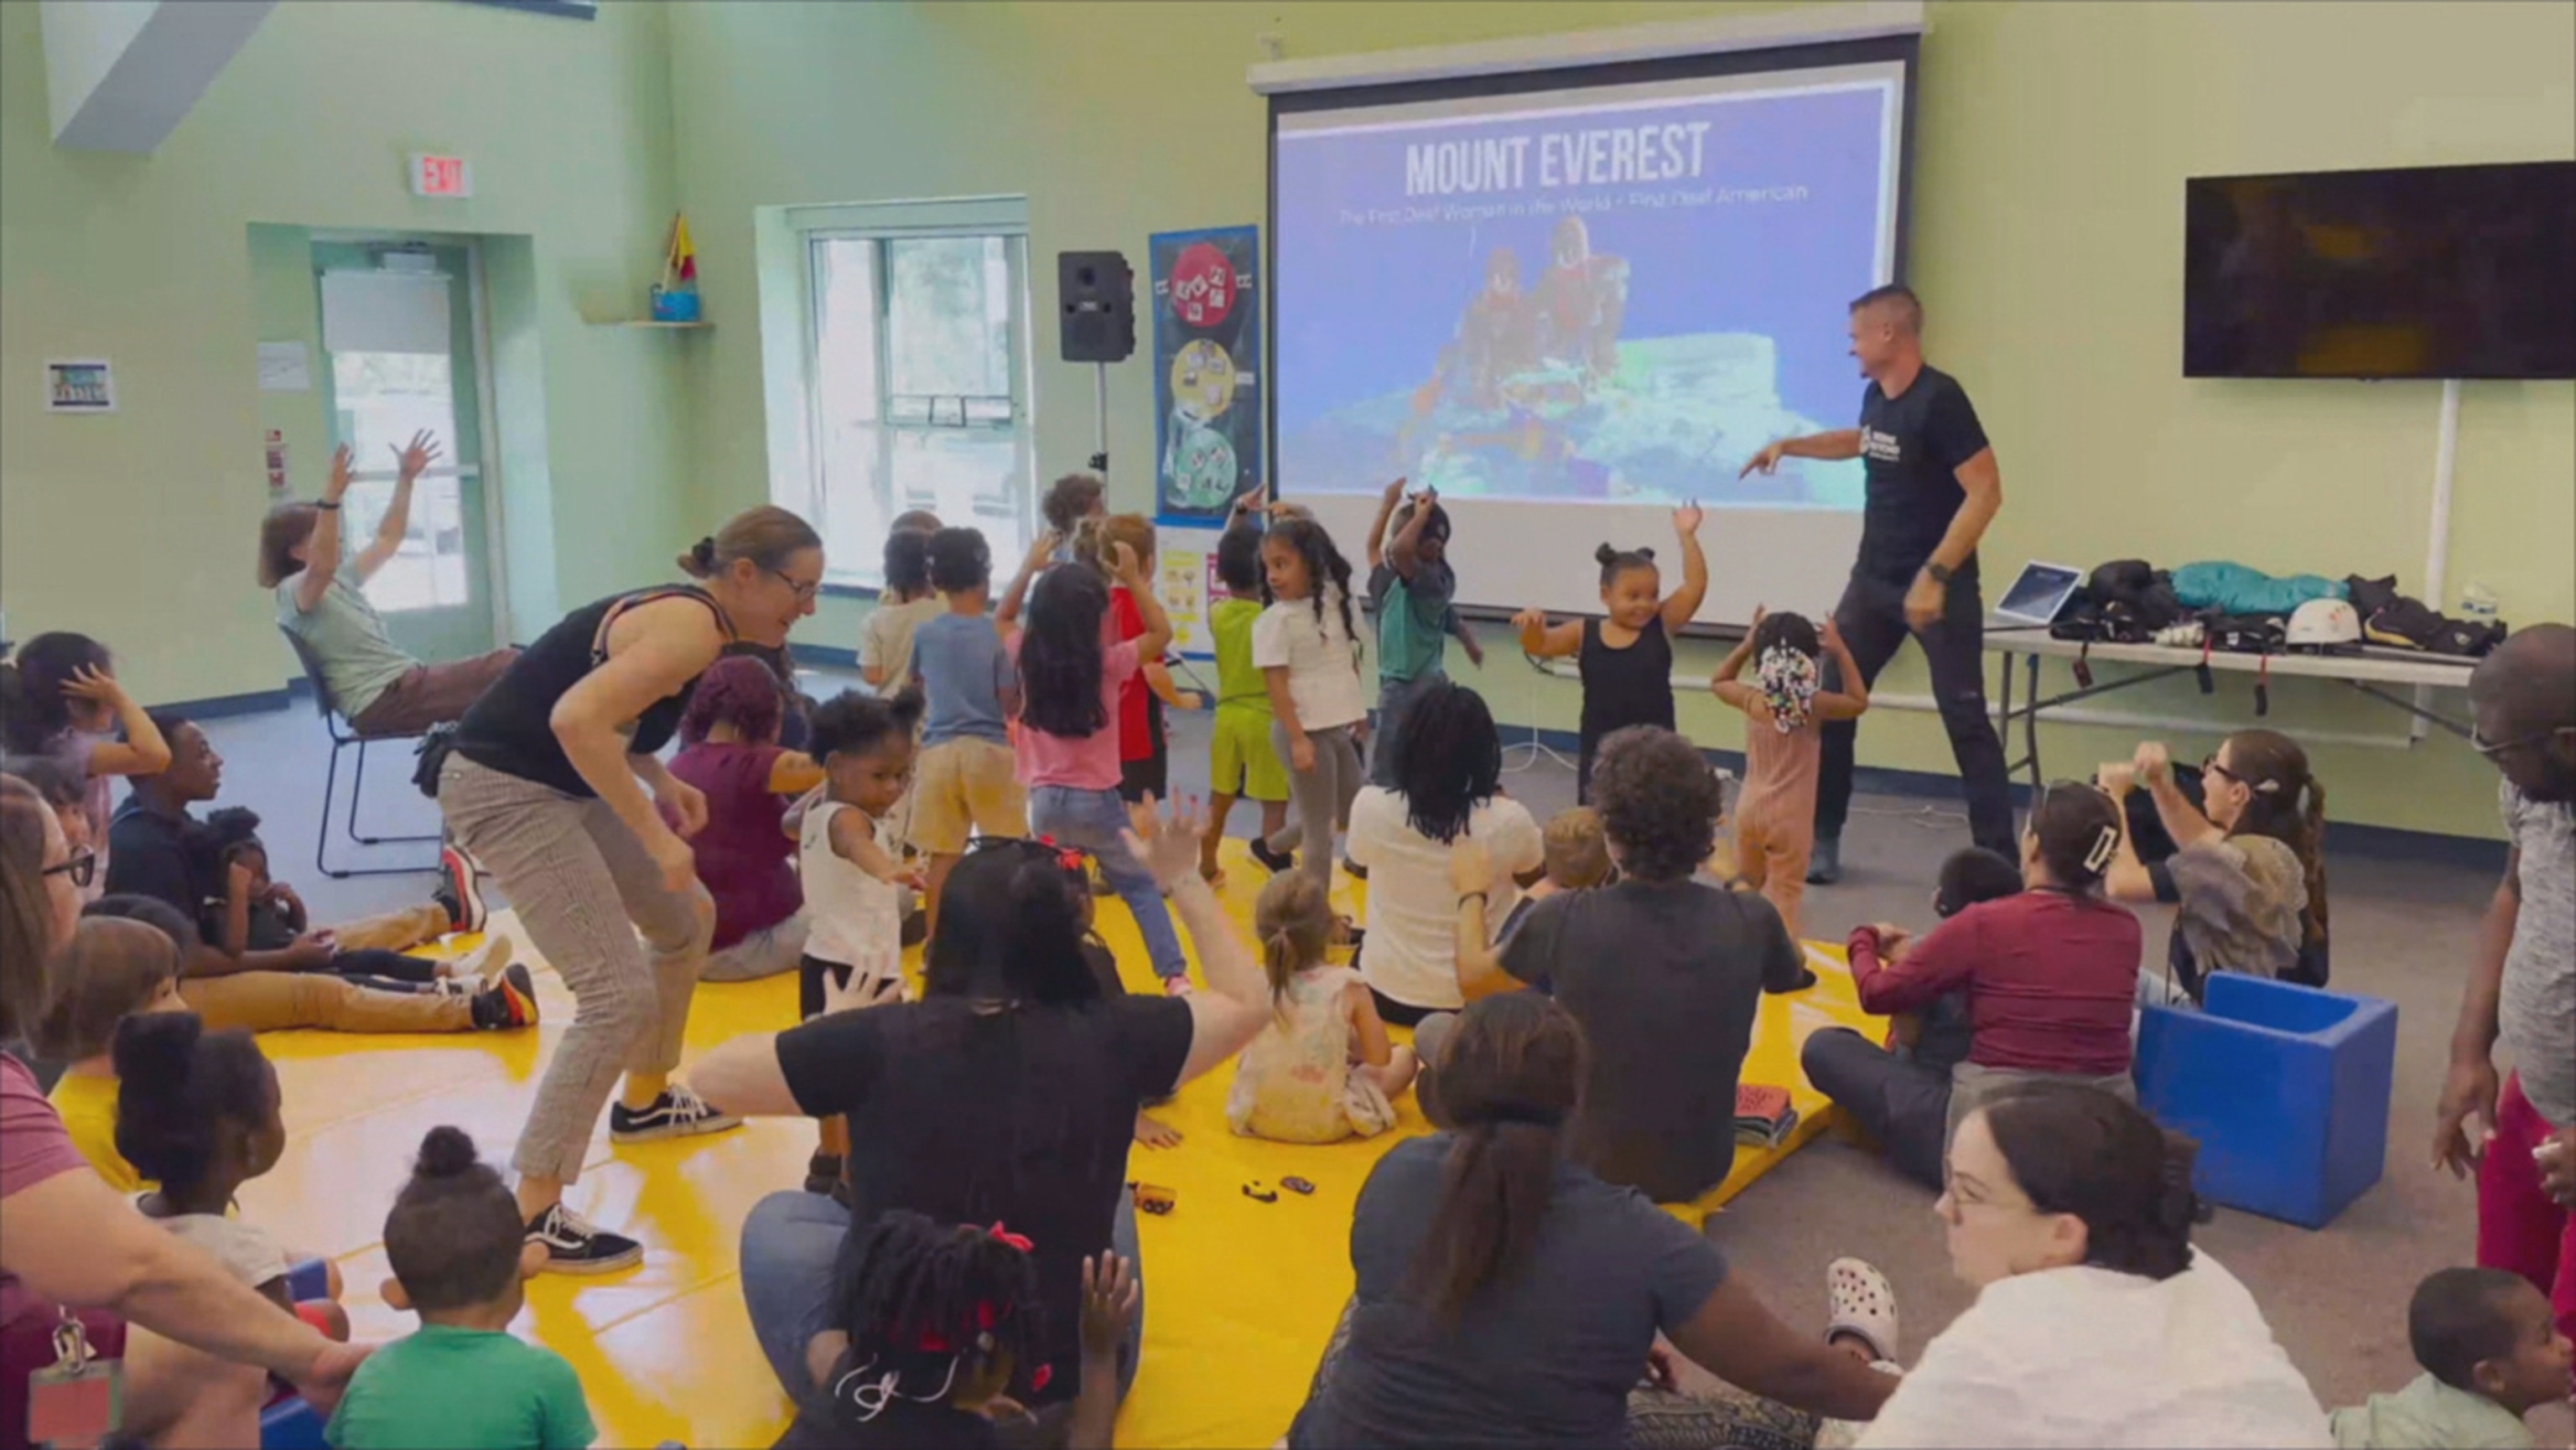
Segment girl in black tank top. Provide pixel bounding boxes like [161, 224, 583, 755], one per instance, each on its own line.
[1509, 512, 1711, 802]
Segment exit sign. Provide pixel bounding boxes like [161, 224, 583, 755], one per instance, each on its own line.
[409, 153, 472, 199]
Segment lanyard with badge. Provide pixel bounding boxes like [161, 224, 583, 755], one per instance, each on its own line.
[25, 1307, 122, 1448]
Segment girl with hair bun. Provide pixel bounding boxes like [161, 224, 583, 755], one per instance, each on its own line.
[1713, 605, 1872, 938]
[1225, 871, 1415, 1143]
[443, 503, 823, 1273]
[2102, 728, 2331, 1005]
[1843, 781, 2145, 1168]
[1831, 1084, 2329, 1447]
[1508, 503, 1709, 801]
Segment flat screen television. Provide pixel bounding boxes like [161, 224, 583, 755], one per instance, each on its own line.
[2184, 160, 2576, 379]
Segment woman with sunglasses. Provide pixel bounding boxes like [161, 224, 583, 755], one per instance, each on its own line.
[439, 505, 825, 1276]
[2100, 728, 2329, 1007]
[1836, 1083, 2329, 1447]
[698, 799, 1276, 1444]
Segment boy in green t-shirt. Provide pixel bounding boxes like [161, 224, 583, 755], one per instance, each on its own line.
[1202, 502, 1294, 884]
[329, 1127, 596, 1450]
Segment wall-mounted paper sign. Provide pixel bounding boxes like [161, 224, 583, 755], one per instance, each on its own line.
[46, 360, 115, 413]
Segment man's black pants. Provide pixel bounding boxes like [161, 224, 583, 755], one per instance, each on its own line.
[1816, 566, 2016, 856]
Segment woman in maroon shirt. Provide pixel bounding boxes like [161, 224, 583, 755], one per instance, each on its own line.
[669, 657, 826, 983]
[1839, 782, 2143, 1177]
[3, 776, 366, 1447]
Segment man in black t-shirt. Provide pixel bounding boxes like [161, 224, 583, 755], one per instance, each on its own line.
[1742, 285, 2013, 876]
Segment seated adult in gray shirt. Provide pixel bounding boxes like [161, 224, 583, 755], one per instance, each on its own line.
[1290, 995, 1894, 1449]
[261, 433, 517, 736]
[1459, 725, 1812, 1204]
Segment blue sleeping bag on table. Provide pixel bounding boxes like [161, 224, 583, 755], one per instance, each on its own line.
[2170, 562, 2347, 618]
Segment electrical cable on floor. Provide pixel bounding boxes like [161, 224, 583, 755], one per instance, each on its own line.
[1502, 649, 1576, 775]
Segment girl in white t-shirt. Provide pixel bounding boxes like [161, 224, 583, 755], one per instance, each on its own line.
[1254, 515, 1369, 899]
[1228, 871, 1416, 1143]
[115, 1013, 351, 1339]
[1345, 678, 1542, 1023]
[797, 688, 926, 1195]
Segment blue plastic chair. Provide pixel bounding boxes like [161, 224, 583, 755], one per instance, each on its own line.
[2134, 974, 2397, 1229]
[259, 1259, 337, 1448]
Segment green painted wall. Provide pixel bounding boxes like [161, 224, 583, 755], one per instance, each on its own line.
[3, 2, 2568, 839]
[666, 0, 2574, 840]
[0, 0, 687, 704]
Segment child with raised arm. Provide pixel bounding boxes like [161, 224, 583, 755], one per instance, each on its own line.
[1009, 541, 1195, 991]
[1510, 504, 1706, 801]
[1363, 478, 1482, 788]
[1088, 513, 1202, 806]
[0, 631, 171, 876]
[1712, 609, 1871, 938]
[1202, 496, 1291, 883]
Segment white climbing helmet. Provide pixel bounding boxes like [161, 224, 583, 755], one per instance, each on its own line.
[2285, 597, 2362, 650]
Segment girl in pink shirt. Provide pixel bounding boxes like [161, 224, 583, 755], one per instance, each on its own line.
[1002, 543, 1191, 991]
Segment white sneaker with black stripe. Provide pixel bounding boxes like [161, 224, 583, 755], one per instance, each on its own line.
[608, 1084, 740, 1143]
[524, 1202, 642, 1276]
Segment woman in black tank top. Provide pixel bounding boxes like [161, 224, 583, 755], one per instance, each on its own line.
[1507, 507, 1710, 802]
[439, 506, 824, 1274]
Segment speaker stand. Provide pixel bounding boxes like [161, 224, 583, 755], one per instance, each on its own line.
[1087, 361, 1110, 478]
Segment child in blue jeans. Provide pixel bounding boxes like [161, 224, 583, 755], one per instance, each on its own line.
[999, 539, 1190, 991]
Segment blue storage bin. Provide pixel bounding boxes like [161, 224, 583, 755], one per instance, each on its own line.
[2134, 974, 2397, 1229]
[262, 1394, 328, 1449]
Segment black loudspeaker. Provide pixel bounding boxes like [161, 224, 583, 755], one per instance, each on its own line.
[1057, 251, 1136, 363]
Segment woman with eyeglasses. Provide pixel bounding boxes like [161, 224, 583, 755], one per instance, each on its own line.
[2100, 727, 2329, 1007]
[1836, 1083, 2329, 1447]
[439, 505, 826, 1275]
[1837, 782, 2144, 1178]
[3, 775, 373, 1447]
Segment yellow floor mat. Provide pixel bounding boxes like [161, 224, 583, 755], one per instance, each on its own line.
[241, 842, 1880, 1447]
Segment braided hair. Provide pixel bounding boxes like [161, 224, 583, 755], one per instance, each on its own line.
[1265, 517, 1361, 670]
[1751, 612, 1823, 733]
[822, 1211, 1049, 1424]
[1387, 679, 1502, 845]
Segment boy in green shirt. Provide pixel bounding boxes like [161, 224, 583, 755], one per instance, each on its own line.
[1202, 503, 1293, 884]
[330, 1127, 596, 1450]
[2331, 1268, 2571, 1449]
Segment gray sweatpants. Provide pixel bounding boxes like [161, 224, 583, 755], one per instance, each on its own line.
[1266, 721, 1363, 891]
[439, 755, 713, 1184]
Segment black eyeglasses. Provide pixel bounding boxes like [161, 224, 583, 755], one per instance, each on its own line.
[43, 849, 96, 890]
[763, 566, 821, 605]
[2201, 752, 2239, 783]
[2471, 727, 2558, 759]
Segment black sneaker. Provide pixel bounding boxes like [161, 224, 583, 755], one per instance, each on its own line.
[1805, 837, 1843, 886]
[1247, 839, 1295, 875]
[436, 843, 488, 935]
[469, 964, 538, 1030]
[524, 1202, 643, 1276]
[609, 1084, 740, 1143]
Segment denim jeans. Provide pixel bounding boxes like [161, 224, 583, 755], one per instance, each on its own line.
[1030, 784, 1187, 980]
[739, 1189, 1145, 1409]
